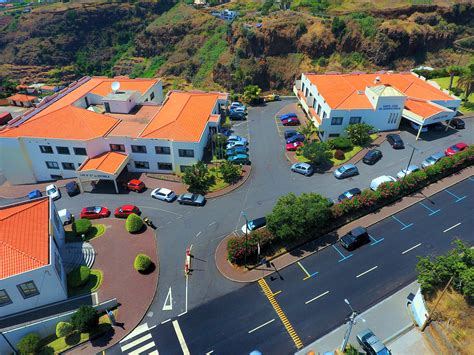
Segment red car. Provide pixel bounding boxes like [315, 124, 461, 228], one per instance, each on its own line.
[286, 141, 304, 151]
[282, 117, 300, 126]
[114, 205, 140, 218]
[80, 206, 110, 219]
[445, 142, 468, 156]
[127, 179, 146, 192]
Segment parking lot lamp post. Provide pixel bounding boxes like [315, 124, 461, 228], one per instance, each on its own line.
[241, 211, 249, 268]
[402, 144, 417, 183]
[340, 298, 358, 352]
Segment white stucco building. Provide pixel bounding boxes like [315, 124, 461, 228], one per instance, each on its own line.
[294, 72, 461, 141]
[0, 76, 228, 187]
[0, 197, 67, 317]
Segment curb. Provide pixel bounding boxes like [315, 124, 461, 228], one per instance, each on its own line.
[206, 165, 252, 200]
[383, 323, 415, 346]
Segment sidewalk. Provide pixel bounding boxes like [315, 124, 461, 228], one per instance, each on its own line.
[215, 166, 474, 283]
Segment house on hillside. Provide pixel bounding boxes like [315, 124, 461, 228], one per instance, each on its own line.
[6, 93, 38, 107]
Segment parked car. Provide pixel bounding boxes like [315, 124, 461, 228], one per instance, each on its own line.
[80, 206, 110, 219]
[284, 129, 298, 139]
[421, 151, 446, 168]
[226, 140, 247, 149]
[241, 217, 267, 234]
[447, 118, 465, 129]
[28, 189, 42, 199]
[286, 133, 305, 144]
[386, 134, 404, 149]
[279, 112, 297, 121]
[396, 164, 420, 179]
[220, 127, 232, 137]
[65, 181, 80, 197]
[228, 135, 248, 145]
[333, 164, 359, 179]
[445, 142, 468, 156]
[230, 102, 246, 110]
[58, 209, 74, 225]
[263, 94, 280, 102]
[151, 187, 176, 202]
[229, 111, 246, 120]
[228, 153, 250, 164]
[230, 106, 246, 114]
[282, 117, 300, 126]
[290, 162, 313, 176]
[370, 175, 397, 191]
[226, 146, 248, 156]
[340, 226, 370, 251]
[428, 122, 444, 131]
[362, 149, 382, 165]
[286, 141, 304, 151]
[357, 329, 391, 355]
[410, 122, 428, 133]
[127, 179, 146, 192]
[114, 205, 140, 218]
[177, 193, 206, 206]
[46, 184, 61, 200]
[338, 188, 361, 202]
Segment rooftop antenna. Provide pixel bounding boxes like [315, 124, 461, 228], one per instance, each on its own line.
[111, 81, 120, 94]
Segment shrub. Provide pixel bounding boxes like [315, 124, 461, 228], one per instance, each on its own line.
[126, 213, 144, 233]
[227, 228, 275, 264]
[72, 219, 92, 235]
[220, 160, 241, 184]
[56, 321, 74, 338]
[71, 305, 98, 333]
[17, 333, 40, 354]
[134, 254, 152, 272]
[334, 149, 345, 160]
[328, 137, 353, 151]
[67, 266, 91, 288]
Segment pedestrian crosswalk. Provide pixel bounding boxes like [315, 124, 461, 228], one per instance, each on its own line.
[120, 323, 158, 355]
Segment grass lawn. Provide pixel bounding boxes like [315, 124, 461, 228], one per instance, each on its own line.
[207, 167, 231, 193]
[67, 269, 103, 297]
[66, 224, 106, 243]
[432, 76, 474, 113]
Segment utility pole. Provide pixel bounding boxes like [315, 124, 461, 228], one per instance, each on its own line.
[241, 211, 249, 268]
[402, 144, 417, 182]
[421, 276, 454, 331]
[340, 298, 359, 352]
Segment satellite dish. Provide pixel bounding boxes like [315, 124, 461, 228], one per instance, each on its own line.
[111, 81, 120, 93]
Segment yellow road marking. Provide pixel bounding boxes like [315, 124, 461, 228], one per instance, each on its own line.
[297, 261, 311, 280]
[272, 290, 282, 296]
[258, 279, 303, 349]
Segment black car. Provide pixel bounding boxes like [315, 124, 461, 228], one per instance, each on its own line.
[337, 188, 362, 202]
[447, 118, 465, 129]
[362, 149, 382, 165]
[386, 134, 404, 149]
[229, 111, 246, 121]
[65, 181, 80, 197]
[340, 226, 370, 251]
[284, 130, 298, 139]
[429, 122, 444, 131]
[286, 133, 305, 144]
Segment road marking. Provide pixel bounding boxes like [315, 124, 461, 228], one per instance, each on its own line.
[120, 334, 152, 351]
[258, 278, 303, 349]
[273, 290, 282, 296]
[161, 318, 171, 324]
[206, 351, 214, 355]
[305, 291, 330, 305]
[369, 234, 384, 246]
[121, 323, 149, 342]
[356, 266, 378, 278]
[162, 287, 173, 311]
[196, 231, 202, 237]
[402, 243, 422, 255]
[129, 341, 156, 355]
[443, 222, 461, 233]
[444, 189, 466, 203]
[297, 261, 318, 280]
[391, 215, 413, 230]
[248, 319, 275, 334]
[209, 221, 216, 226]
[137, 205, 183, 216]
[332, 245, 353, 262]
[172, 320, 190, 355]
[419, 202, 441, 216]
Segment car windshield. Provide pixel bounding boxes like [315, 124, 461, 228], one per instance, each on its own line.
[47, 187, 56, 194]
[248, 221, 255, 230]
[451, 145, 460, 152]
[93, 207, 101, 213]
[344, 192, 353, 198]
[427, 156, 436, 163]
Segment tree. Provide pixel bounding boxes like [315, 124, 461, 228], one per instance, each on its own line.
[457, 64, 474, 102]
[331, 16, 346, 38]
[17, 333, 40, 354]
[345, 123, 374, 146]
[182, 161, 212, 193]
[219, 161, 241, 184]
[71, 305, 99, 333]
[242, 85, 262, 104]
[301, 141, 332, 165]
[298, 121, 316, 142]
[212, 133, 228, 159]
[56, 321, 74, 338]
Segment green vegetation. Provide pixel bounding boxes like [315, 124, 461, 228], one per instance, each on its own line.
[67, 266, 91, 288]
[134, 254, 152, 273]
[345, 123, 374, 146]
[17, 333, 41, 354]
[242, 85, 262, 105]
[125, 213, 144, 233]
[67, 224, 106, 242]
[432, 75, 474, 113]
[72, 219, 92, 236]
[56, 322, 74, 339]
[71, 305, 99, 333]
[68, 269, 103, 297]
[300, 141, 332, 165]
[182, 161, 212, 193]
[219, 160, 242, 184]
[349, 12, 380, 38]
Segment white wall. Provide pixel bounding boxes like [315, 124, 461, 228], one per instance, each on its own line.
[0, 137, 36, 184]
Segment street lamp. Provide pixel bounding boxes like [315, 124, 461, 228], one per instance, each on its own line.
[241, 211, 249, 268]
[340, 298, 363, 352]
[402, 144, 418, 183]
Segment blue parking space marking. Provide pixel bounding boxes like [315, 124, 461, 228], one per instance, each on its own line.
[391, 215, 414, 230]
[468, 177, 474, 182]
[419, 202, 441, 216]
[368, 233, 384, 246]
[332, 245, 353, 263]
[445, 189, 466, 203]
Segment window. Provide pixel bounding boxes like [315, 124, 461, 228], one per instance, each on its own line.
[349, 117, 361, 125]
[17, 281, 39, 299]
[388, 113, 398, 124]
[110, 144, 125, 152]
[131, 145, 147, 153]
[322, 111, 327, 119]
[62, 162, 75, 170]
[317, 105, 321, 116]
[50, 174, 62, 179]
[329, 133, 340, 138]
[134, 161, 149, 169]
[56, 146, 70, 155]
[104, 102, 111, 113]
[155, 146, 171, 155]
[73, 147, 87, 156]
[158, 162, 173, 170]
[178, 149, 194, 158]
[331, 117, 343, 125]
[46, 161, 59, 169]
[150, 92, 155, 100]
[0, 289, 12, 307]
[39, 145, 53, 154]
[180, 165, 191, 173]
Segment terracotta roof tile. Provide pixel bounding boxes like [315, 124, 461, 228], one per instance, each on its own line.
[404, 99, 449, 119]
[78, 151, 129, 175]
[7, 94, 37, 102]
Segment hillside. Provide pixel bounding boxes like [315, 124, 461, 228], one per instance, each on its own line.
[0, 0, 473, 93]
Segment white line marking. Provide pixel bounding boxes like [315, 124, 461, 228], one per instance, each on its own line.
[129, 341, 156, 355]
[137, 205, 182, 216]
[196, 231, 202, 237]
[161, 318, 171, 324]
[209, 221, 216, 226]
[356, 266, 378, 278]
[248, 319, 275, 333]
[167, 221, 172, 224]
[121, 323, 149, 342]
[443, 222, 461, 233]
[120, 334, 152, 351]
[178, 311, 187, 317]
[148, 324, 157, 330]
[305, 291, 330, 304]
[402, 243, 422, 255]
[149, 351, 159, 355]
[172, 320, 190, 355]
[162, 287, 173, 311]
[185, 273, 189, 313]
[206, 351, 214, 355]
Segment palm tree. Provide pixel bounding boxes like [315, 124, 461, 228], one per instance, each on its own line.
[456, 65, 474, 102]
[298, 121, 316, 142]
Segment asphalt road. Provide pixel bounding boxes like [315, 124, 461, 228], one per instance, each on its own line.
[110, 178, 473, 355]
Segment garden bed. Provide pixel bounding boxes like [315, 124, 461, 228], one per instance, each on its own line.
[67, 269, 103, 297]
[66, 224, 106, 243]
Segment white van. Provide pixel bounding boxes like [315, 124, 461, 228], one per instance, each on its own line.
[58, 209, 73, 225]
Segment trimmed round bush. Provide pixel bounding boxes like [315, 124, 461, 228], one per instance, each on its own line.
[72, 219, 92, 235]
[334, 149, 345, 160]
[67, 266, 91, 288]
[56, 321, 74, 338]
[17, 333, 40, 354]
[71, 305, 98, 333]
[134, 254, 152, 273]
[328, 137, 353, 151]
[126, 213, 144, 233]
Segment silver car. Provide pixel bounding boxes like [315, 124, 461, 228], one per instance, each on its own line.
[421, 152, 445, 168]
[334, 164, 359, 179]
[177, 193, 206, 206]
[396, 164, 420, 179]
[291, 162, 313, 176]
[356, 329, 391, 355]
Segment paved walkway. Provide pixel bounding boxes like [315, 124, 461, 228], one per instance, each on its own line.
[0, 178, 76, 199]
[215, 166, 474, 282]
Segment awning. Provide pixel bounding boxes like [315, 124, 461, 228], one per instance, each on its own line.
[77, 151, 129, 180]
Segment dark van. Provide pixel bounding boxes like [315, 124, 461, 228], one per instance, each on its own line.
[340, 226, 370, 251]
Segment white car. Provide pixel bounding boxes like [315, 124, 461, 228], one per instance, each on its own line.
[396, 165, 420, 179]
[151, 188, 176, 202]
[226, 141, 246, 149]
[58, 209, 73, 225]
[46, 184, 61, 200]
[230, 102, 246, 110]
[370, 176, 397, 191]
[228, 135, 248, 145]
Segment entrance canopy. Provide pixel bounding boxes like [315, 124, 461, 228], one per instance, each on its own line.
[77, 151, 129, 193]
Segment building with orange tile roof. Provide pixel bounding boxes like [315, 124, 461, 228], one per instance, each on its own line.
[294, 72, 460, 141]
[0, 76, 228, 185]
[6, 94, 38, 108]
[0, 197, 68, 316]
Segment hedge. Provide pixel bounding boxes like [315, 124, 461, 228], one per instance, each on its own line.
[126, 213, 144, 233]
[328, 137, 353, 151]
[134, 254, 152, 272]
[67, 266, 91, 288]
[72, 219, 92, 235]
[17, 333, 40, 354]
[71, 305, 98, 333]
